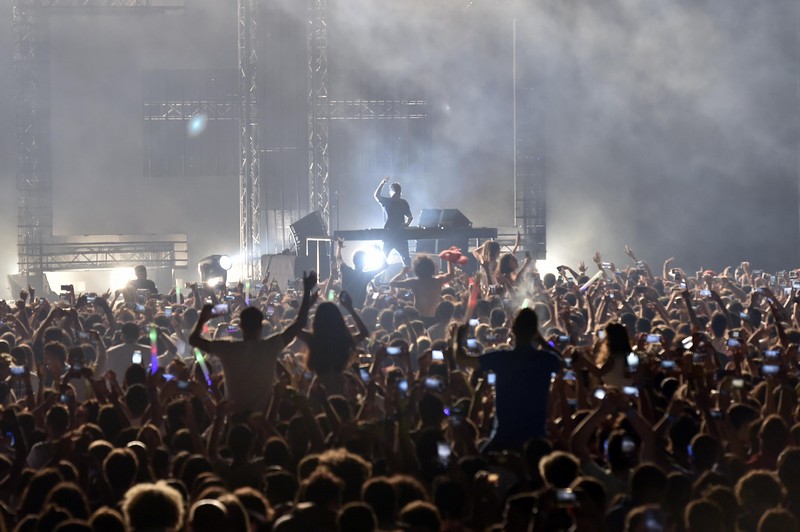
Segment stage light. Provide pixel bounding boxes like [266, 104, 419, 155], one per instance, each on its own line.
[187, 113, 208, 137]
[362, 246, 386, 271]
[110, 267, 135, 290]
[197, 254, 231, 286]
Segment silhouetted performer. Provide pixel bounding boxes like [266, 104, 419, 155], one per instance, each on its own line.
[374, 177, 413, 266]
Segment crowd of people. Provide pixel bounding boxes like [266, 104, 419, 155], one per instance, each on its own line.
[0, 245, 797, 531]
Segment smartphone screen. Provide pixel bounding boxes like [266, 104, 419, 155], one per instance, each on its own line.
[131, 351, 142, 364]
[387, 346, 401, 356]
[432, 350, 444, 361]
[646, 334, 661, 344]
[212, 303, 229, 316]
[593, 388, 606, 400]
[487, 372, 496, 386]
[467, 338, 478, 350]
[623, 386, 639, 397]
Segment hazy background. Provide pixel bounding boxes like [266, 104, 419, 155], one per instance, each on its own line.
[0, 0, 797, 296]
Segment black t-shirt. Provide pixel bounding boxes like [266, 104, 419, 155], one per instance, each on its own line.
[341, 265, 378, 308]
[479, 346, 562, 446]
[378, 196, 411, 229]
[128, 278, 158, 294]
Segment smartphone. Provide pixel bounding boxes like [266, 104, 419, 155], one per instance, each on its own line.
[72, 362, 83, 371]
[397, 379, 408, 394]
[739, 312, 749, 320]
[77, 331, 90, 341]
[646, 334, 661, 344]
[162, 373, 176, 382]
[178, 380, 190, 390]
[601, 262, 612, 269]
[731, 331, 740, 339]
[692, 353, 706, 364]
[623, 386, 639, 397]
[727, 338, 741, 348]
[134, 304, 145, 313]
[681, 337, 694, 349]
[372, 293, 380, 300]
[59, 393, 69, 403]
[9, 366, 24, 376]
[621, 436, 636, 454]
[593, 388, 606, 400]
[5, 432, 14, 447]
[487, 473, 500, 486]
[627, 352, 639, 371]
[556, 489, 577, 507]
[267, 305, 275, 316]
[597, 330, 607, 340]
[763, 365, 780, 375]
[226, 325, 238, 334]
[131, 351, 143, 365]
[387, 346, 401, 356]
[165, 306, 172, 318]
[359, 368, 370, 383]
[732, 378, 744, 388]
[425, 377, 442, 390]
[211, 303, 229, 316]
[710, 409, 723, 420]
[487, 372, 496, 386]
[467, 338, 478, 350]
[469, 318, 479, 327]
[794, 281, 800, 289]
[61, 284, 72, 291]
[765, 349, 780, 358]
[85, 295, 96, 303]
[327, 289, 335, 302]
[437, 442, 451, 465]
[558, 335, 570, 342]
[660, 360, 676, 370]
[432, 350, 444, 361]
[699, 289, 711, 297]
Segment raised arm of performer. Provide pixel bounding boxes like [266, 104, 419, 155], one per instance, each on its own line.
[374, 176, 388, 204]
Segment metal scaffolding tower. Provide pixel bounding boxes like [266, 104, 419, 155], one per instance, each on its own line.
[513, 19, 547, 259]
[307, 0, 330, 233]
[238, 0, 261, 280]
[12, 0, 185, 290]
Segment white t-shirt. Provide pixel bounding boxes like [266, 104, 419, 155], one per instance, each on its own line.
[201, 335, 286, 414]
[100, 342, 152, 384]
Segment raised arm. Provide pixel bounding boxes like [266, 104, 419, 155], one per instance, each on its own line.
[374, 177, 388, 204]
[279, 272, 316, 347]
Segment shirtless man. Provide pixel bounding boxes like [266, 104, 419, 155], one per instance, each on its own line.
[389, 255, 454, 326]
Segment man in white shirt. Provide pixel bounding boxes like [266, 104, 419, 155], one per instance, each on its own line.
[98, 322, 150, 384]
[189, 272, 315, 416]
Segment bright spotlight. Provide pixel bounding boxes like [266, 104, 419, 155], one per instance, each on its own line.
[198, 255, 231, 286]
[361, 246, 386, 271]
[218, 255, 233, 271]
[187, 113, 208, 137]
[110, 267, 135, 290]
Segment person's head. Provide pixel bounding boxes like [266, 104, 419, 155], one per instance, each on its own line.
[239, 307, 264, 339]
[338, 502, 377, 532]
[352, 250, 367, 271]
[188, 499, 228, 532]
[597, 322, 632, 365]
[684, 499, 723, 532]
[486, 241, 501, 261]
[413, 255, 436, 279]
[759, 414, 789, 456]
[434, 300, 454, 324]
[630, 463, 667, 505]
[398, 501, 441, 532]
[497, 253, 518, 275]
[308, 302, 354, 374]
[134, 265, 148, 280]
[44, 341, 68, 370]
[362, 476, 396, 527]
[122, 481, 184, 531]
[298, 469, 343, 509]
[121, 322, 140, 344]
[538, 451, 580, 489]
[511, 308, 539, 346]
[45, 482, 90, 520]
[46, 404, 70, 439]
[316, 448, 372, 503]
[710, 312, 728, 337]
[390, 182, 402, 197]
[758, 508, 799, 532]
[689, 434, 721, 473]
[778, 447, 800, 495]
[227, 424, 254, 460]
[735, 470, 785, 516]
[89, 507, 126, 532]
[104, 448, 139, 499]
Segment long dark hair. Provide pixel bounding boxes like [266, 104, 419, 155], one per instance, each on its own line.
[307, 302, 356, 374]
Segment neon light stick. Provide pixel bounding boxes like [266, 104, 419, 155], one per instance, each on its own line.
[194, 348, 212, 387]
[580, 270, 605, 293]
[245, 280, 250, 306]
[176, 281, 181, 303]
[149, 326, 159, 375]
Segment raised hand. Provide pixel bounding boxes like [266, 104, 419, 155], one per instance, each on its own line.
[303, 271, 318, 294]
[592, 251, 602, 265]
[339, 291, 352, 309]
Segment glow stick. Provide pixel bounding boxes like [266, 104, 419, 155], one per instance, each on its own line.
[194, 348, 212, 387]
[149, 326, 159, 375]
[580, 270, 605, 292]
[245, 280, 250, 306]
[176, 281, 181, 302]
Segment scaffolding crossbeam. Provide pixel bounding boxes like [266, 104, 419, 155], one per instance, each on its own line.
[328, 99, 428, 120]
[143, 101, 240, 121]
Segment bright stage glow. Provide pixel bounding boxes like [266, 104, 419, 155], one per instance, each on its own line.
[361, 246, 387, 271]
[110, 268, 135, 290]
[218, 254, 233, 270]
[205, 276, 224, 287]
[187, 113, 208, 137]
